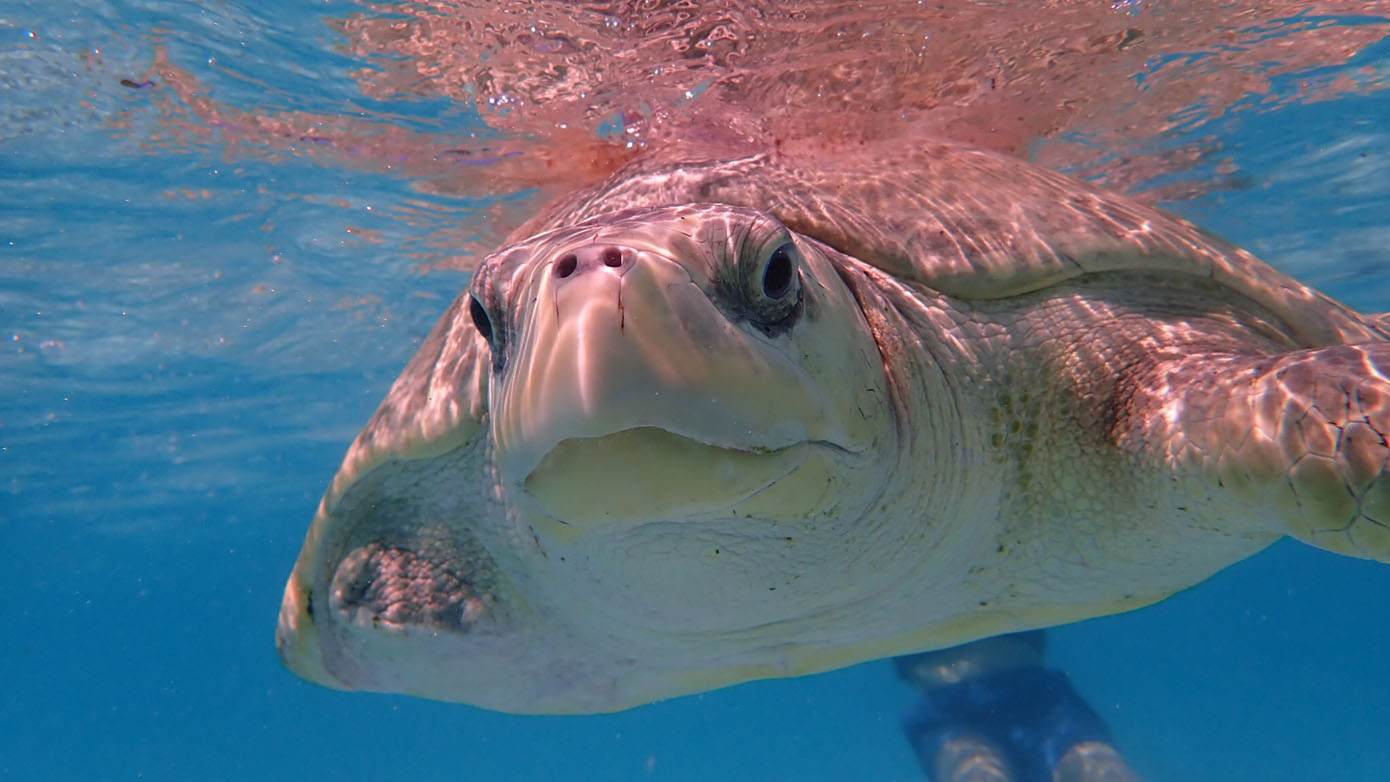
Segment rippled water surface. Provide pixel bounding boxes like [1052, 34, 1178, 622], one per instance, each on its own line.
[4, 1, 1390, 779]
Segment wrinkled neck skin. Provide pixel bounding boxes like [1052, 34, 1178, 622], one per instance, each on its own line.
[814, 251, 1306, 649]
[814, 259, 1013, 638]
[864, 267, 1288, 630]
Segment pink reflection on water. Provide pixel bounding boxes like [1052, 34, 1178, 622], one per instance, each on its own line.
[130, 1, 1388, 268]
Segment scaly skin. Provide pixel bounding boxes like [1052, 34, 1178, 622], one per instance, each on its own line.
[1121, 343, 1390, 559]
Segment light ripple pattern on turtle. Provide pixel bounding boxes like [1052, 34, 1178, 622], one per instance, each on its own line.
[276, 140, 1390, 714]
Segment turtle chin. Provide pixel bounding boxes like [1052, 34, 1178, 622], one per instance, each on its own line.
[273, 449, 529, 707]
[521, 426, 815, 530]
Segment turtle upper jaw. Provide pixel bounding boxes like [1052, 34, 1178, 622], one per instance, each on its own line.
[491, 242, 867, 529]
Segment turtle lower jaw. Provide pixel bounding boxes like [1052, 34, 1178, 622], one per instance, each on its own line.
[520, 426, 834, 531]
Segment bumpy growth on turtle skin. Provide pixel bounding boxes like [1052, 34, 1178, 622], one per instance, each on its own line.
[277, 140, 1390, 714]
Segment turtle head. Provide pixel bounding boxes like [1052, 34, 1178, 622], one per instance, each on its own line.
[278, 204, 902, 713]
[473, 204, 892, 537]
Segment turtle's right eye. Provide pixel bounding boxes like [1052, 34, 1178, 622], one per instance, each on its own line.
[761, 244, 795, 300]
[468, 295, 494, 345]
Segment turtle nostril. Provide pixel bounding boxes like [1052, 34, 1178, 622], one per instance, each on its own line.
[601, 247, 624, 268]
[554, 254, 578, 278]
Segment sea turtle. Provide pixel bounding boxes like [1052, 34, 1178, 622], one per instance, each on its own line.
[276, 139, 1390, 717]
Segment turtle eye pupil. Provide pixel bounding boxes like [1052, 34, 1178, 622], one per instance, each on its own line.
[468, 296, 493, 344]
[762, 245, 794, 300]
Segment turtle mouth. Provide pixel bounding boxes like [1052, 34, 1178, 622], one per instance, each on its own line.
[522, 426, 821, 528]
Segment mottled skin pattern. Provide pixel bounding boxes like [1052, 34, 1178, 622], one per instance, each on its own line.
[277, 140, 1390, 714]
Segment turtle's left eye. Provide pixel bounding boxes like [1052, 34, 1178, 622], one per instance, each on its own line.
[744, 239, 802, 329]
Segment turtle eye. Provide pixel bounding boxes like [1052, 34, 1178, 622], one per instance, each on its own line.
[762, 244, 795, 300]
[468, 293, 507, 372]
[745, 239, 801, 329]
[468, 295, 494, 345]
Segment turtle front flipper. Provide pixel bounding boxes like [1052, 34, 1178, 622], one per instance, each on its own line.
[1122, 343, 1390, 561]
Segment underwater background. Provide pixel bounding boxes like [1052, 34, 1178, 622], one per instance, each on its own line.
[3, 1, 1389, 779]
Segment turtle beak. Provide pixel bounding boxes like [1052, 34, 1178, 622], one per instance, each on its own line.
[493, 243, 850, 484]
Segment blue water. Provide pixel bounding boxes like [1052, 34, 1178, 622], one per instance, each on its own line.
[3, 2, 1389, 779]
